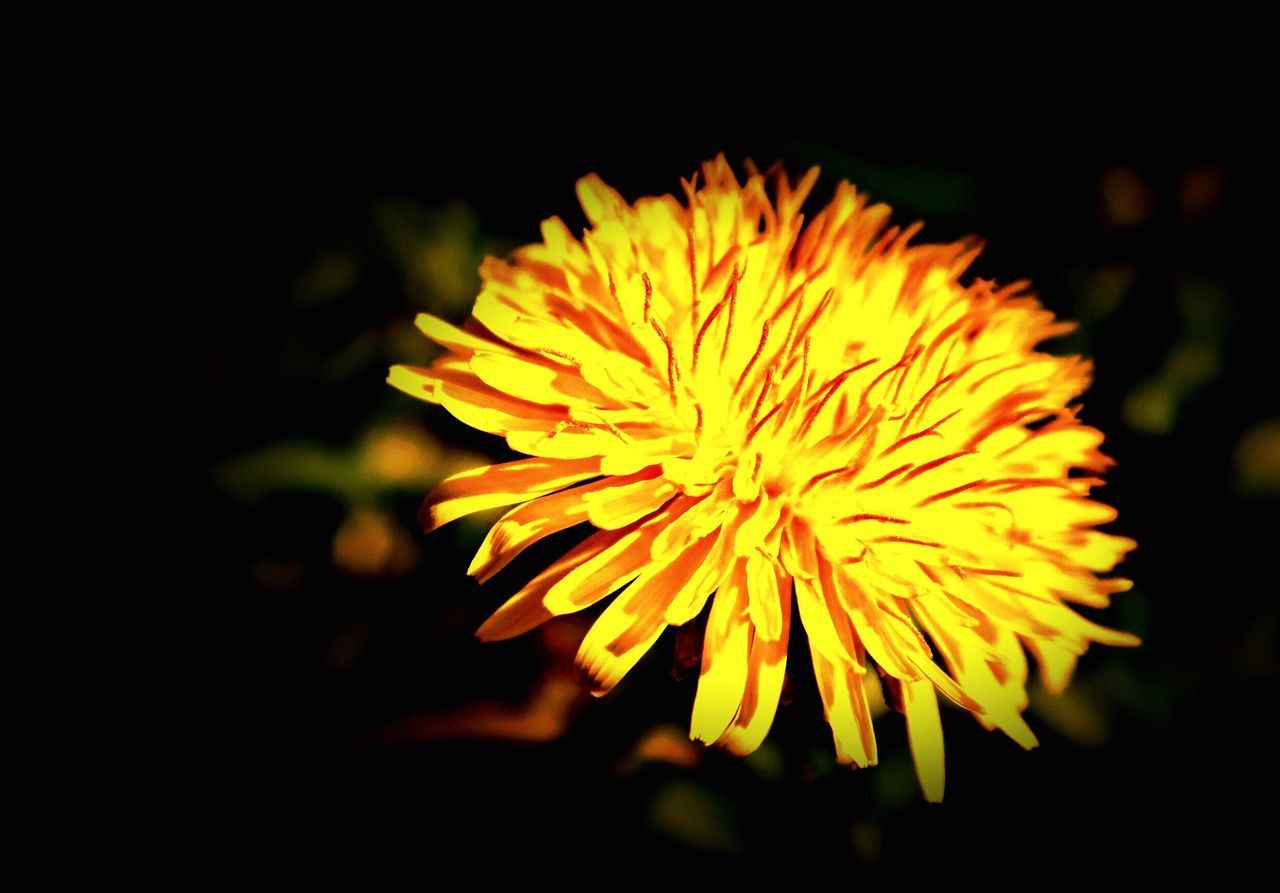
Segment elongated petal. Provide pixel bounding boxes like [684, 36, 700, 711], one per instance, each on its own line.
[832, 566, 920, 681]
[665, 503, 747, 625]
[415, 312, 513, 359]
[387, 364, 442, 403]
[543, 498, 694, 615]
[575, 533, 719, 695]
[476, 528, 627, 642]
[432, 371, 565, 437]
[582, 470, 676, 530]
[420, 456, 601, 533]
[722, 578, 793, 756]
[1024, 637, 1080, 696]
[690, 571, 750, 744]
[469, 351, 614, 407]
[795, 575, 851, 665]
[914, 596, 1038, 748]
[745, 551, 783, 640]
[811, 649, 878, 767]
[468, 470, 664, 582]
[903, 678, 945, 802]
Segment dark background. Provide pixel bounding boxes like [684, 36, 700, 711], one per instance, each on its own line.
[199, 88, 1277, 875]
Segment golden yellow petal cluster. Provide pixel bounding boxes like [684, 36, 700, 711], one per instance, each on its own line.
[390, 155, 1137, 800]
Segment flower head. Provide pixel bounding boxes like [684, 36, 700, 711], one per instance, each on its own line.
[390, 156, 1137, 800]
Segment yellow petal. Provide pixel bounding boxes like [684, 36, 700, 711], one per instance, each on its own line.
[576, 174, 630, 226]
[476, 528, 626, 642]
[690, 575, 750, 744]
[505, 425, 619, 461]
[435, 373, 564, 437]
[779, 520, 817, 581]
[542, 499, 694, 615]
[1024, 637, 1080, 696]
[387, 364, 441, 404]
[420, 456, 601, 533]
[576, 534, 719, 695]
[665, 503, 747, 626]
[794, 575, 851, 665]
[787, 530, 861, 666]
[847, 665, 880, 765]
[651, 491, 729, 560]
[721, 579, 792, 756]
[831, 565, 920, 681]
[902, 678, 945, 802]
[817, 555, 865, 666]
[811, 650, 878, 767]
[895, 630, 983, 714]
[472, 292, 656, 402]
[583, 471, 677, 530]
[467, 471, 656, 583]
[745, 551, 783, 641]
[913, 597, 1038, 749]
[602, 434, 699, 476]
[414, 312, 512, 359]
[469, 351, 613, 407]
[733, 493, 783, 557]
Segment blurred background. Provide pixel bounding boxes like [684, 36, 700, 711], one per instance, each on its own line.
[198, 96, 1277, 874]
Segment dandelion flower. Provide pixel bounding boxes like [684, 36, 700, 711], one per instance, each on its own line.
[389, 156, 1138, 800]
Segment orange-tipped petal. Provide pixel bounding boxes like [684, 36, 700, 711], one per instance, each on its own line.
[476, 528, 627, 642]
[468, 470, 665, 583]
[420, 456, 601, 533]
[576, 534, 720, 695]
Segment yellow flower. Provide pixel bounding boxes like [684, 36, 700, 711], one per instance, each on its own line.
[390, 156, 1137, 801]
